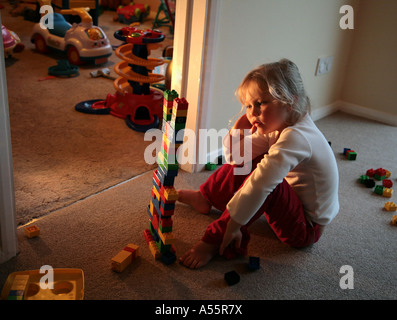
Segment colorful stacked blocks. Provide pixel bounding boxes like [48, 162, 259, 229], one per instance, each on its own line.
[111, 243, 140, 272]
[145, 90, 188, 264]
[343, 148, 357, 160]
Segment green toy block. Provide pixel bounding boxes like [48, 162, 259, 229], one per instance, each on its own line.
[206, 162, 217, 170]
[346, 151, 357, 160]
[374, 185, 385, 195]
[164, 89, 178, 101]
[359, 175, 369, 183]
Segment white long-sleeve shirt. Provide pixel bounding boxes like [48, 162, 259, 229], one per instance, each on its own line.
[223, 113, 339, 226]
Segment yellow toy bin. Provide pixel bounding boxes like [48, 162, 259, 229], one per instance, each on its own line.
[1, 268, 84, 300]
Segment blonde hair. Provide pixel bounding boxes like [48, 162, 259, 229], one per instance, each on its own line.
[236, 59, 311, 126]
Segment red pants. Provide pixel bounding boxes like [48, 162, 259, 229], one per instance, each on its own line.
[199, 155, 321, 258]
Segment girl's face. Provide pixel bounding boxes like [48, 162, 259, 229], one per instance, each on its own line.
[243, 81, 290, 135]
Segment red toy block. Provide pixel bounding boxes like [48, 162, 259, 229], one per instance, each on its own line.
[366, 169, 375, 177]
[173, 97, 189, 110]
[383, 179, 393, 188]
[375, 168, 386, 177]
[144, 229, 154, 244]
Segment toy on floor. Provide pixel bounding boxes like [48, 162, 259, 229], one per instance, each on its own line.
[144, 90, 188, 264]
[111, 243, 140, 272]
[2, 24, 24, 58]
[48, 59, 79, 77]
[224, 270, 240, 286]
[391, 215, 397, 226]
[90, 67, 116, 80]
[248, 256, 260, 271]
[31, 1, 112, 65]
[116, 2, 150, 24]
[24, 225, 40, 238]
[75, 26, 167, 132]
[343, 148, 357, 160]
[384, 202, 397, 212]
[1, 269, 84, 300]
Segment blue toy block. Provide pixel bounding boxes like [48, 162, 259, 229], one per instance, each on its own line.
[248, 256, 260, 271]
[161, 251, 176, 265]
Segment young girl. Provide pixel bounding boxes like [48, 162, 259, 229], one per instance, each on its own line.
[178, 59, 339, 269]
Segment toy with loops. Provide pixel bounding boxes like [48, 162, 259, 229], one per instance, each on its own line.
[144, 90, 188, 264]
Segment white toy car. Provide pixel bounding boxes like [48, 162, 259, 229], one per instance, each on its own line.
[31, 7, 112, 65]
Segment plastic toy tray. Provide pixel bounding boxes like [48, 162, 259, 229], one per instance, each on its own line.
[1, 268, 84, 300]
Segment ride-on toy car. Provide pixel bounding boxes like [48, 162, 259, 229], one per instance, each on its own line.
[31, 6, 112, 65]
[2, 24, 24, 58]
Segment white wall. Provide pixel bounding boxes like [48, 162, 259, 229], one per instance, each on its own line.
[341, 0, 397, 117]
[205, 0, 358, 133]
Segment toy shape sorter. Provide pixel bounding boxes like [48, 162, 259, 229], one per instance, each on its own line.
[144, 90, 188, 265]
[1, 269, 84, 300]
[75, 26, 167, 132]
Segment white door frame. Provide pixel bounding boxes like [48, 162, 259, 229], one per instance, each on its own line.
[172, 0, 217, 173]
[0, 15, 18, 264]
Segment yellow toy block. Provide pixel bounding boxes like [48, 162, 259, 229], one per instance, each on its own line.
[172, 107, 188, 117]
[149, 241, 161, 259]
[111, 244, 139, 273]
[385, 170, 391, 178]
[383, 188, 393, 198]
[25, 225, 40, 238]
[163, 187, 178, 202]
[391, 215, 397, 226]
[157, 228, 175, 245]
[152, 186, 160, 201]
[384, 202, 397, 212]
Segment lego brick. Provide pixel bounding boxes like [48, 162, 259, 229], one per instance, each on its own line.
[160, 186, 178, 202]
[25, 225, 40, 238]
[206, 162, 217, 171]
[157, 228, 175, 245]
[149, 241, 161, 259]
[366, 169, 375, 177]
[364, 179, 375, 188]
[343, 148, 351, 155]
[382, 179, 393, 188]
[161, 251, 176, 265]
[224, 270, 240, 286]
[111, 243, 139, 273]
[385, 170, 391, 178]
[384, 202, 397, 212]
[374, 185, 385, 195]
[164, 89, 178, 101]
[383, 188, 393, 198]
[346, 150, 357, 160]
[144, 228, 154, 244]
[391, 215, 397, 226]
[173, 97, 188, 110]
[248, 256, 260, 271]
[172, 107, 188, 117]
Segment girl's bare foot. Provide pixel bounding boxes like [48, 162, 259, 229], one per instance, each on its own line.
[177, 190, 211, 214]
[179, 241, 218, 269]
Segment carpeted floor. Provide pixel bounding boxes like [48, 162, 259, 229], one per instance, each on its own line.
[1, 2, 173, 225]
[0, 111, 396, 301]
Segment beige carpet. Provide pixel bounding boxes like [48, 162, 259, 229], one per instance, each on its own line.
[0, 111, 396, 302]
[2, 3, 173, 225]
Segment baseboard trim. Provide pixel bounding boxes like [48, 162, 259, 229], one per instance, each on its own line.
[311, 101, 341, 122]
[339, 101, 397, 127]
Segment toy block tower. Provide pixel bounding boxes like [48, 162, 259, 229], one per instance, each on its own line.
[144, 90, 188, 265]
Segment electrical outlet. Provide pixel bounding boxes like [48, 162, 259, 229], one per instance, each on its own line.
[315, 56, 334, 76]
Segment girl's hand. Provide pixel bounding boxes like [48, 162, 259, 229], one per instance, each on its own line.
[219, 218, 243, 255]
[233, 114, 253, 131]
